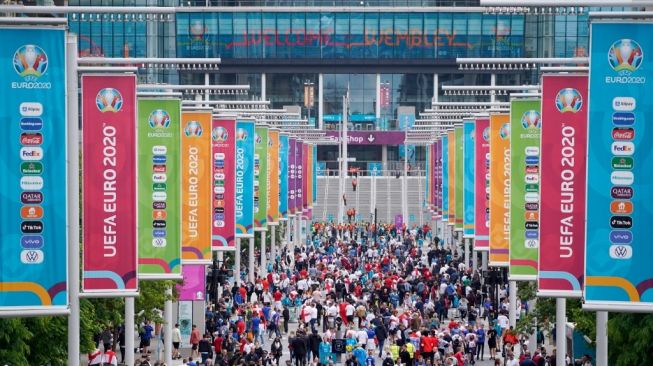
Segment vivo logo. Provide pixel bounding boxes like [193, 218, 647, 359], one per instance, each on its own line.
[610, 230, 633, 244]
[611, 142, 635, 156]
[609, 244, 632, 259]
[612, 97, 636, 111]
[19, 102, 43, 117]
[21, 235, 43, 249]
[525, 230, 539, 239]
[525, 146, 540, 156]
[611, 171, 634, 185]
[153, 229, 166, 238]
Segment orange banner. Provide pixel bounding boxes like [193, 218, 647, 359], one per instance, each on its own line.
[447, 131, 456, 224]
[267, 129, 280, 224]
[181, 112, 212, 263]
[489, 114, 510, 266]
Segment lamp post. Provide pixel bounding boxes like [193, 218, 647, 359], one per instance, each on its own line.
[304, 81, 315, 128]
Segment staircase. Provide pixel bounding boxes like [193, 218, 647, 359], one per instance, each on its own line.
[314, 176, 429, 226]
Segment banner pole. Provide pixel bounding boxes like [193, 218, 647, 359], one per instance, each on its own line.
[555, 298, 566, 366]
[164, 286, 173, 365]
[464, 237, 470, 271]
[596, 311, 608, 366]
[235, 239, 241, 286]
[270, 225, 276, 272]
[66, 32, 81, 366]
[249, 237, 255, 283]
[217, 251, 224, 299]
[125, 297, 135, 365]
[261, 230, 267, 277]
[509, 280, 517, 328]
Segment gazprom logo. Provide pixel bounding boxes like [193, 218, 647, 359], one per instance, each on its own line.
[555, 88, 582, 113]
[13, 45, 48, 78]
[608, 39, 643, 74]
[96, 88, 123, 113]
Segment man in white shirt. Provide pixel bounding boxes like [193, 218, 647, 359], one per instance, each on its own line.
[505, 352, 519, 366]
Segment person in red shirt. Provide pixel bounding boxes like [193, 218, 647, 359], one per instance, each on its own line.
[213, 333, 224, 354]
[190, 324, 201, 358]
[420, 331, 438, 364]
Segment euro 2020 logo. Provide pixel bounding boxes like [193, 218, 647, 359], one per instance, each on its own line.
[499, 123, 510, 140]
[520, 110, 541, 130]
[148, 109, 170, 129]
[184, 120, 203, 137]
[555, 88, 582, 114]
[236, 128, 248, 141]
[608, 39, 643, 75]
[96, 88, 123, 113]
[255, 133, 263, 144]
[482, 127, 490, 142]
[13, 45, 48, 80]
[212, 126, 228, 142]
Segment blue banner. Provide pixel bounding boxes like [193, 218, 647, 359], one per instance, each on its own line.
[367, 162, 383, 176]
[399, 144, 416, 164]
[235, 121, 255, 237]
[441, 135, 449, 222]
[279, 134, 289, 219]
[585, 22, 653, 311]
[0, 28, 68, 312]
[463, 120, 476, 238]
[316, 161, 326, 177]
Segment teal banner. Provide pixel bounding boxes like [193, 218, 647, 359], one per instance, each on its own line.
[235, 121, 255, 237]
[441, 135, 449, 222]
[279, 134, 289, 219]
[463, 120, 476, 238]
[0, 28, 68, 312]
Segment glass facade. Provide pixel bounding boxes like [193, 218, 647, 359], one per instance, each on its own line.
[176, 12, 525, 59]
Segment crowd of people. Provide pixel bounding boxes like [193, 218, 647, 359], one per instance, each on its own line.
[97, 220, 586, 366]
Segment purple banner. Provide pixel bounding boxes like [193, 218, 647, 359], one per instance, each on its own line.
[395, 214, 403, 228]
[288, 138, 296, 215]
[435, 139, 442, 217]
[177, 264, 205, 301]
[296, 140, 303, 212]
[325, 131, 405, 145]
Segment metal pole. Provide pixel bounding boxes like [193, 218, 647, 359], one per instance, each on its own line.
[270, 225, 276, 271]
[164, 286, 172, 365]
[509, 280, 517, 328]
[235, 238, 241, 286]
[472, 245, 478, 271]
[249, 237, 255, 283]
[464, 238, 470, 271]
[556, 298, 566, 366]
[125, 297, 135, 365]
[260, 231, 267, 277]
[482, 251, 488, 271]
[596, 311, 608, 366]
[295, 214, 301, 249]
[66, 33, 81, 366]
[403, 127, 408, 225]
[217, 251, 224, 299]
[490, 74, 497, 104]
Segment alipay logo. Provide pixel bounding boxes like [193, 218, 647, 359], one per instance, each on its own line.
[13, 45, 48, 78]
[96, 88, 123, 113]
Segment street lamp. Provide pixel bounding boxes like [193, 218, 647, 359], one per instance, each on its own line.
[304, 81, 315, 128]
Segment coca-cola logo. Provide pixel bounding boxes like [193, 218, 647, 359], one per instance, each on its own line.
[612, 128, 635, 140]
[20, 133, 43, 145]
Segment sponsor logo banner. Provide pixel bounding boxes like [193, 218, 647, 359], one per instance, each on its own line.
[454, 128, 463, 230]
[254, 126, 268, 229]
[267, 130, 280, 223]
[441, 135, 450, 222]
[181, 112, 212, 262]
[585, 23, 653, 309]
[509, 99, 542, 280]
[279, 135, 289, 218]
[288, 137, 297, 216]
[448, 131, 456, 225]
[489, 114, 510, 266]
[212, 120, 236, 249]
[176, 264, 206, 301]
[463, 121, 475, 238]
[235, 121, 255, 237]
[0, 28, 68, 310]
[137, 98, 181, 277]
[474, 119, 490, 249]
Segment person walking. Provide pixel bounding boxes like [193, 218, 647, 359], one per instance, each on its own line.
[190, 324, 201, 359]
[352, 177, 358, 192]
[172, 323, 182, 360]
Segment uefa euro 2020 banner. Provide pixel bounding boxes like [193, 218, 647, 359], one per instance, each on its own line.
[254, 126, 268, 230]
[295, 139, 304, 213]
[537, 74, 587, 298]
[267, 129, 280, 225]
[181, 111, 212, 263]
[288, 137, 297, 216]
[211, 119, 236, 250]
[474, 119, 490, 251]
[489, 114, 510, 267]
[279, 134, 289, 220]
[441, 135, 449, 223]
[435, 139, 442, 217]
[509, 99, 541, 281]
[177, 264, 206, 301]
[138, 99, 181, 279]
[585, 23, 653, 311]
[454, 127, 463, 231]
[235, 121, 255, 238]
[463, 120, 475, 239]
[448, 131, 456, 225]
[0, 28, 68, 313]
[82, 75, 138, 294]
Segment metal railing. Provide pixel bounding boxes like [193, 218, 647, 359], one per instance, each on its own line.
[318, 167, 426, 177]
[181, 0, 481, 8]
